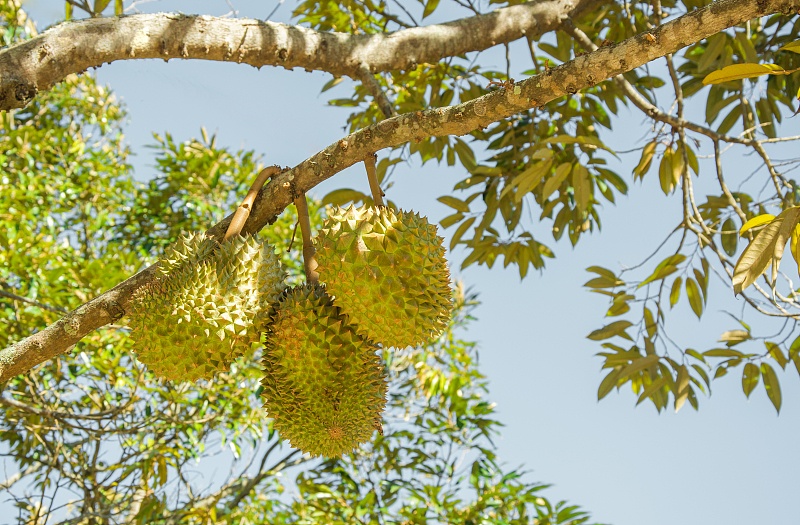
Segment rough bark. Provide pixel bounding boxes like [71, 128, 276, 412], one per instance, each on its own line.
[0, 0, 600, 111]
[1, 0, 798, 382]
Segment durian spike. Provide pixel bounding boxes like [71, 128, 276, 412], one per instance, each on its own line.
[294, 194, 319, 283]
[223, 165, 281, 242]
[364, 153, 385, 207]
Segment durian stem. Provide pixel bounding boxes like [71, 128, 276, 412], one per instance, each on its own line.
[364, 153, 385, 207]
[294, 194, 320, 284]
[223, 165, 281, 242]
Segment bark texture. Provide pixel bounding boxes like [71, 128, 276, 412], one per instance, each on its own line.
[0, 0, 598, 111]
[1, 0, 798, 382]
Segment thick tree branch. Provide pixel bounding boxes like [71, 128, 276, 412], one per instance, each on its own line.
[1, 0, 797, 382]
[0, 0, 600, 111]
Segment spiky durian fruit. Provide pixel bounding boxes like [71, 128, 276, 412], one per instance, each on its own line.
[261, 284, 387, 457]
[129, 234, 285, 381]
[313, 205, 452, 348]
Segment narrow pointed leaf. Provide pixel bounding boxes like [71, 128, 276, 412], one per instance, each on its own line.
[741, 362, 760, 398]
[703, 63, 786, 85]
[760, 363, 782, 413]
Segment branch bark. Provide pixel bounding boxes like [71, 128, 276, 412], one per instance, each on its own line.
[1, 0, 797, 383]
[0, 0, 599, 111]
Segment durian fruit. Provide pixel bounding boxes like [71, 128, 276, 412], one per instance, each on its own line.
[313, 204, 452, 348]
[129, 233, 285, 381]
[261, 283, 387, 457]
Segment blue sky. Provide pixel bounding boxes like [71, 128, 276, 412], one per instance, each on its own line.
[18, 1, 800, 524]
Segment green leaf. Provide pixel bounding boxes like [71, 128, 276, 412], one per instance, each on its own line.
[572, 165, 591, 215]
[115, 0, 123, 15]
[320, 188, 370, 207]
[542, 134, 619, 158]
[541, 163, 571, 200]
[741, 362, 760, 398]
[739, 213, 776, 235]
[760, 363, 782, 413]
[702, 63, 786, 85]
[639, 254, 686, 288]
[721, 217, 738, 256]
[450, 217, 476, 250]
[669, 276, 682, 307]
[422, 0, 440, 18]
[644, 307, 657, 338]
[766, 341, 788, 370]
[597, 367, 623, 400]
[685, 278, 703, 318]
[587, 320, 634, 341]
[437, 195, 471, 213]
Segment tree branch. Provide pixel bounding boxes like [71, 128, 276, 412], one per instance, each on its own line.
[0, 0, 600, 111]
[1, 0, 796, 382]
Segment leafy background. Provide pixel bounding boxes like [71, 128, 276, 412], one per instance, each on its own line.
[5, 0, 800, 524]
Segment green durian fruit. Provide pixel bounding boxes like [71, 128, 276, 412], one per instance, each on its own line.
[313, 205, 452, 348]
[261, 284, 387, 457]
[129, 233, 285, 382]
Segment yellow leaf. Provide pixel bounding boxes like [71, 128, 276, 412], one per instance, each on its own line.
[702, 63, 786, 85]
[739, 213, 775, 235]
[779, 40, 800, 54]
[732, 217, 783, 294]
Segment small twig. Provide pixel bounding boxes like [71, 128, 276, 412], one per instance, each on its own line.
[364, 153, 385, 207]
[223, 165, 281, 242]
[0, 290, 68, 314]
[293, 195, 319, 283]
[357, 64, 395, 119]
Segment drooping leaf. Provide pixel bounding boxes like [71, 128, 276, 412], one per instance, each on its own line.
[633, 141, 657, 180]
[721, 217, 738, 256]
[685, 278, 703, 318]
[669, 276, 682, 307]
[741, 362, 760, 398]
[674, 365, 690, 412]
[760, 363, 782, 413]
[438, 195, 471, 213]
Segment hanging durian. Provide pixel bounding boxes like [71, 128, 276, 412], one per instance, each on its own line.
[129, 233, 285, 381]
[129, 167, 286, 381]
[313, 204, 452, 348]
[260, 283, 386, 457]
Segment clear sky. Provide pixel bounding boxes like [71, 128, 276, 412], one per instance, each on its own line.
[19, 1, 800, 524]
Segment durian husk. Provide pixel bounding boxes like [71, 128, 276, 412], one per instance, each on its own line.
[261, 283, 387, 457]
[129, 233, 285, 381]
[313, 205, 452, 348]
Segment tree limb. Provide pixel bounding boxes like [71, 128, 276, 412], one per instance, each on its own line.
[0, 0, 600, 111]
[1, 0, 796, 383]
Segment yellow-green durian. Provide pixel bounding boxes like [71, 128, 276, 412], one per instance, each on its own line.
[129, 233, 285, 381]
[261, 283, 387, 457]
[313, 205, 452, 348]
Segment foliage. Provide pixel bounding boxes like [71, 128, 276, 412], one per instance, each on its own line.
[4, 0, 800, 522]
[1, 5, 602, 524]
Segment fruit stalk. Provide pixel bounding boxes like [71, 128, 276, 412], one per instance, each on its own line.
[294, 194, 319, 283]
[223, 165, 281, 241]
[364, 153, 385, 207]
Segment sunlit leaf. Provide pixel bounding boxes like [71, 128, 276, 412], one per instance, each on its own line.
[760, 363, 782, 413]
[739, 213, 776, 235]
[633, 141, 657, 180]
[702, 63, 786, 85]
[741, 362, 760, 398]
[685, 278, 703, 318]
[674, 365, 690, 412]
[669, 276, 682, 308]
[779, 40, 800, 54]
